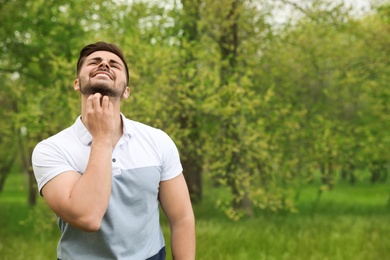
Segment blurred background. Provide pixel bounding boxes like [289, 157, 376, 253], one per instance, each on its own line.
[0, 0, 389, 259]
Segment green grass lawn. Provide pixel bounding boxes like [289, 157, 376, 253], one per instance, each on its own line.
[1, 172, 389, 260]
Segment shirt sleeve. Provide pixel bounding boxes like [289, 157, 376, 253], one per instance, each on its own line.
[32, 140, 75, 195]
[159, 130, 183, 181]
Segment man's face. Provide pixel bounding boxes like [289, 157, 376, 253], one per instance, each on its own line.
[76, 51, 128, 98]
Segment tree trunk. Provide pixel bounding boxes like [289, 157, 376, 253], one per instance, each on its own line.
[28, 168, 37, 206]
[180, 111, 203, 202]
[182, 158, 202, 203]
[18, 130, 37, 206]
[0, 161, 13, 192]
[179, 0, 203, 202]
[0, 169, 7, 193]
[216, 0, 254, 216]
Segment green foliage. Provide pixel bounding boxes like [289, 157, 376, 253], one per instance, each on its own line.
[1, 0, 389, 217]
[19, 199, 58, 240]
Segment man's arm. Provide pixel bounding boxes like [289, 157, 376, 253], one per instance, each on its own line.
[41, 94, 115, 232]
[159, 173, 196, 260]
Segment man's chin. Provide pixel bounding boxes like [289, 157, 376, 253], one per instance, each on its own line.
[80, 86, 118, 97]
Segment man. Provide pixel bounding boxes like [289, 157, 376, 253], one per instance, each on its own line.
[32, 42, 195, 260]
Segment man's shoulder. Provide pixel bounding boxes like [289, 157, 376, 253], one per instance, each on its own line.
[124, 118, 165, 135]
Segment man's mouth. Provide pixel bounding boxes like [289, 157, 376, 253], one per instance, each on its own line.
[92, 71, 113, 80]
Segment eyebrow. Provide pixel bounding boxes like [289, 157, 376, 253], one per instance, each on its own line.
[88, 57, 124, 68]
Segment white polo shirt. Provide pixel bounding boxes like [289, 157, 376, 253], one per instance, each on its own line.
[32, 114, 183, 259]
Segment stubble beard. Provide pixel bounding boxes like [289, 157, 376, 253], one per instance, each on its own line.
[79, 80, 126, 98]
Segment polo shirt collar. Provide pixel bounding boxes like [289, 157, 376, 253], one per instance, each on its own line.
[121, 113, 134, 140]
[73, 113, 133, 146]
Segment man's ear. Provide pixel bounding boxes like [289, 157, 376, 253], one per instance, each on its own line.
[74, 79, 80, 91]
[122, 86, 130, 99]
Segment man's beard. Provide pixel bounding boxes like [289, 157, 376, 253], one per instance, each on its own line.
[79, 81, 126, 98]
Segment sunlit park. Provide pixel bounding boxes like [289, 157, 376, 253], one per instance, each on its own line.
[1, 0, 390, 259]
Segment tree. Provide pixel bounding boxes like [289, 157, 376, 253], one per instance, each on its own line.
[0, 0, 103, 204]
[0, 81, 17, 192]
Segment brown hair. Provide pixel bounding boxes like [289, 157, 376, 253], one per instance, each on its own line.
[77, 42, 129, 85]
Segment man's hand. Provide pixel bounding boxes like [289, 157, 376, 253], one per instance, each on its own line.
[84, 93, 115, 143]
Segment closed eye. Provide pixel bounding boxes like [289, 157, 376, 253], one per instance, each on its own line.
[86, 57, 124, 70]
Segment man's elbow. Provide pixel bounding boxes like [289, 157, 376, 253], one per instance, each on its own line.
[172, 213, 195, 229]
[68, 215, 103, 232]
[79, 221, 102, 232]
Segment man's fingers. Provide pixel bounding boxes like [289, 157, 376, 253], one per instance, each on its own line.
[91, 93, 102, 110]
[86, 94, 112, 117]
[101, 96, 109, 110]
[83, 93, 114, 138]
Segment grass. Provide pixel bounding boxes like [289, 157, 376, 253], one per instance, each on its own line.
[0, 174, 57, 259]
[1, 172, 389, 259]
[187, 179, 390, 260]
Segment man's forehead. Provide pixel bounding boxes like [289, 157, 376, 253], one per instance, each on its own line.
[86, 51, 123, 64]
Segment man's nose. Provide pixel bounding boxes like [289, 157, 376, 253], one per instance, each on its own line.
[98, 60, 110, 69]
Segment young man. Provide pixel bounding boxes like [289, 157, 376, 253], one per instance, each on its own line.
[32, 42, 195, 260]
